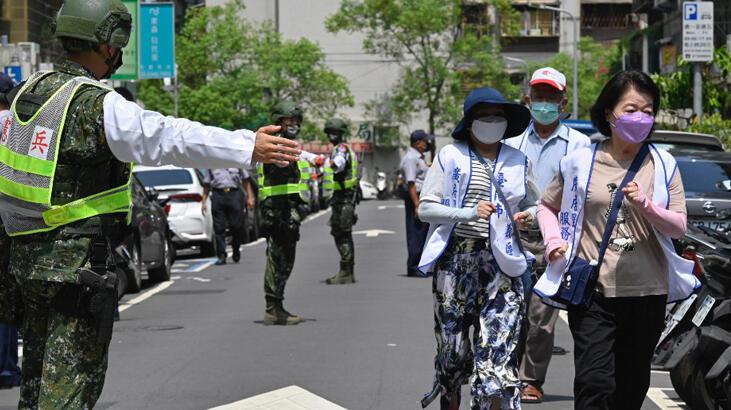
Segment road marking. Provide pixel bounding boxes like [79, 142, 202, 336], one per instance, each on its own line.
[353, 229, 395, 238]
[244, 238, 265, 247]
[189, 277, 211, 283]
[378, 204, 404, 210]
[119, 280, 174, 313]
[209, 385, 346, 410]
[188, 260, 215, 272]
[305, 208, 331, 222]
[647, 388, 687, 409]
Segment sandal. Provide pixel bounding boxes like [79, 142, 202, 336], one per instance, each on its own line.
[520, 384, 544, 404]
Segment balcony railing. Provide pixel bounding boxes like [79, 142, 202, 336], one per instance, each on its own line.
[581, 14, 633, 29]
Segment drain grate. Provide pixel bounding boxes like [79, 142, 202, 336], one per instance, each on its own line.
[143, 325, 184, 331]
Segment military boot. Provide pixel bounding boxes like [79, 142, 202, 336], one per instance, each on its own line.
[325, 262, 354, 285]
[264, 298, 304, 325]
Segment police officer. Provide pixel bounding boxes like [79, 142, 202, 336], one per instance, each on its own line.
[0, 1, 299, 407]
[202, 168, 253, 265]
[258, 101, 319, 325]
[322, 118, 358, 284]
[400, 130, 431, 277]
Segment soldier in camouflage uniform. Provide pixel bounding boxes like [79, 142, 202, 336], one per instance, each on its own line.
[258, 102, 319, 325]
[323, 118, 359, 284]
[0, 1, 300, 407]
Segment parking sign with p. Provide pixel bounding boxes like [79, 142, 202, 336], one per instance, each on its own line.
[684, 3, 697, 20]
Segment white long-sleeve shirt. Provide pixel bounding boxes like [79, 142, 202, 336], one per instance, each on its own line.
[103, 92, 256, 169]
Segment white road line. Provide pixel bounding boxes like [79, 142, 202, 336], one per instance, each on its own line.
[190, 260, 215, 272]
[305, 209, 331, 222]
[209, 385, 347, 410]
[647, 388, 687, 409]
[118, 280, 174, 312]
[243, 238, 265, 247]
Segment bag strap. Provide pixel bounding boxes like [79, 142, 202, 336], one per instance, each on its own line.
[595, 143, 650, 268]
[472, 148, 527, 257]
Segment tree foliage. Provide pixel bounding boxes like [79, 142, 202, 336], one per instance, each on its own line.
[139, 0, 353, 139]
[652, 47, 731, 118]
[326, 0, 520, 136]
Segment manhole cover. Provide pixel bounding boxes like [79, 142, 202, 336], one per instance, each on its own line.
[143, 325, 184, 331]
[163, 289, 226, 295]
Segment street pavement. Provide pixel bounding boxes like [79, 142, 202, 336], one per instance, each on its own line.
[0, 200, 688, 410]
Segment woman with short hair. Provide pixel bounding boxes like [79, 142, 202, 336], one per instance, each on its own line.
[534, 70, 700, 409]
[418, 87, 539, 410]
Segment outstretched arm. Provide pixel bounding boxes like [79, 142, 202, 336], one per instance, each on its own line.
[103, 92, 300, 169]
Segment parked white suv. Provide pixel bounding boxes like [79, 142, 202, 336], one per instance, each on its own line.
[133, 165, 216, 256]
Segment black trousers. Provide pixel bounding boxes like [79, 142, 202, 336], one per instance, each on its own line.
[568, 293, 666, 410]
[211, 189, 243, 258]
[404, 195, 429, 276]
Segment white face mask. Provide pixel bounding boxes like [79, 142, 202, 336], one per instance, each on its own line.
[470, 116, 507, 145]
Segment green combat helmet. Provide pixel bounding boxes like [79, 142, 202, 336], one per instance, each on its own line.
[270, 101, 303, 124]
[324, 118, 350, 137]
[52, 0, 132, 49]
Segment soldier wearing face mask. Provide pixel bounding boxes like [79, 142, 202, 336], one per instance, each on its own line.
[505, 67, 591, 404]
[256, 101, 319, 325]
[322, 118, 359, 285]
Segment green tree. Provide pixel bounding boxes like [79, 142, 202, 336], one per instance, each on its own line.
[652, 47, 731, 118]
[529, 37, 622, 119]
[326, 0, 520, 136]
[139, 1, 353, 139]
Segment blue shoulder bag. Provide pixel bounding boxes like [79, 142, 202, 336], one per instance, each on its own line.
[552, 143, 650, 309]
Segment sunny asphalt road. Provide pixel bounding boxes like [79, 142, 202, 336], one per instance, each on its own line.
[0, 200, 687, 410]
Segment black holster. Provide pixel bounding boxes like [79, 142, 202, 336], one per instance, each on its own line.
[52, 236, 118, 344]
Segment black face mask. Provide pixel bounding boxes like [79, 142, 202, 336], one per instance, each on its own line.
[101, 48, 124, 79]
[282, 124, 300, 139]
[327, 133, 342, 145]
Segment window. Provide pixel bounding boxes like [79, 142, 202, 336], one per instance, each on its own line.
[677, 160, 731, 194]
[135, 169, 193, 187]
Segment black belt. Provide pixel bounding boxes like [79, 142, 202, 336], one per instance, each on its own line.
[212, 187, 239, 193]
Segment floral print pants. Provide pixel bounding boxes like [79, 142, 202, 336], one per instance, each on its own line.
[422, 237, 525, 410]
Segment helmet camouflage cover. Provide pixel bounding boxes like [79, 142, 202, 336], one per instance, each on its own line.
[270, 101, 303, 123]
[53, 0, 132, 49]
[324, 118, 349, 136]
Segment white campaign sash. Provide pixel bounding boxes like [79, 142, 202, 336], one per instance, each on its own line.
[534, 143, 701, 306]
[418, 141, 531, 277]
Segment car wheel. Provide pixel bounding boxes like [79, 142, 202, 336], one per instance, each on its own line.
[148, 238, 173, 283]
[126, 242, 143, 293]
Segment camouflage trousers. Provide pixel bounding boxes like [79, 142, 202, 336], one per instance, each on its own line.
[423, 237, 524, 410]
[264, 231, 299, 305]
[16, 278, 109, 410]
[8, 236, 110, 410]
[328, 193, 357, 267]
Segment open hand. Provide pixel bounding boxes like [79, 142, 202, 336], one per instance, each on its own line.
[252, 125, 301, 167]
[476, 201, 496, 219]
[622, 181, 647, 207]
[513, 211, 533, 230]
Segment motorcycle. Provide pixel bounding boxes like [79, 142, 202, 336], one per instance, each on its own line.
[376, 171, 389, 200]
[653, 225, 731, 409]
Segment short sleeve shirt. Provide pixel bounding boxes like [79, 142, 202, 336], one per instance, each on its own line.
[400, 147, 429, 192]
[204, 168, 248, 189]
[542, 143, 686, 297]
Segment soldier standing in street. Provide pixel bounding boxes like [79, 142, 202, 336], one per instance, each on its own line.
[202, 168, 254, 265]
[322, 118, 359, 284]
[258, 101, 319, 325]
[0, 1, 300, 408]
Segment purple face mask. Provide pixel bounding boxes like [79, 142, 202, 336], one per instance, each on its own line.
[612, 111, 654, 144]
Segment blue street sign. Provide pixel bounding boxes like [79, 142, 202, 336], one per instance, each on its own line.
[139, 3, 175, 79]
[3, 66, 21, 84]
